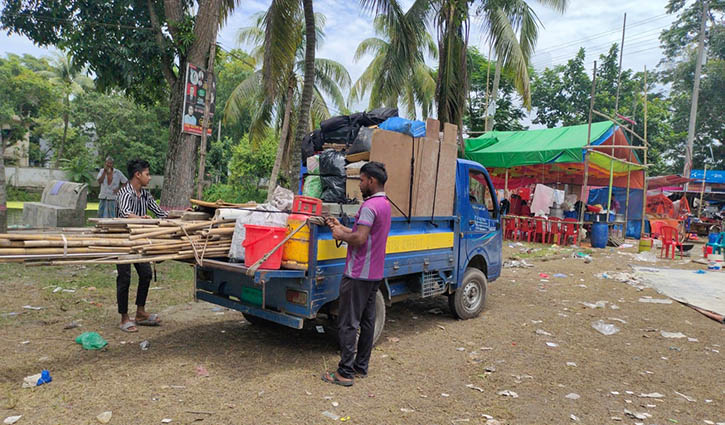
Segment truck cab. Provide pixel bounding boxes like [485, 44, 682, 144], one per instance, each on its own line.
[194, 159, 501, 343]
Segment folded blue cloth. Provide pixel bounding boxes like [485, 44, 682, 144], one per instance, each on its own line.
[379, 117, 426, 138]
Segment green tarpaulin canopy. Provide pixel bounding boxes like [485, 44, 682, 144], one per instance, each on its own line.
[465, 121, 617, 168]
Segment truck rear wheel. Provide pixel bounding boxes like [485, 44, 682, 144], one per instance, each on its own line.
[449, 268, 487, 319]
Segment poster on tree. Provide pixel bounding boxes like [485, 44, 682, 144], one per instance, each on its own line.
[181, 62, 215, 136]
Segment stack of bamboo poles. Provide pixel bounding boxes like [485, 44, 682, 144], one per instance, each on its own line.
[0, 217, 236, 265]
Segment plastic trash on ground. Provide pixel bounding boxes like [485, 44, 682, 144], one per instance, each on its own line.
[96, 411, 112, 424]
[75, 332, 108, 350]
[592, 320, 621, 335]
[3, 416, 22, 424]
[22, 370, 52, 388]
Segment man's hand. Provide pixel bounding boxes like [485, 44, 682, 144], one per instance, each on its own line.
[331, 225, 346, 240]
[325, 217, 340, 228]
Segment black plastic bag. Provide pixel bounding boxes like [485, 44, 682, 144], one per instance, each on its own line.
[347, 126, 374, 155]
[301, 129, 324, 162]
[319, 149, 346, 203]
[366, 107, 398, 125]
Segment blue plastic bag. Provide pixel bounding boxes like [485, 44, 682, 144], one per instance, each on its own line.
[379, 117, 426, 138]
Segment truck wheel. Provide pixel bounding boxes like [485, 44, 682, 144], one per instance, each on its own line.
[449, 268, 487, 320]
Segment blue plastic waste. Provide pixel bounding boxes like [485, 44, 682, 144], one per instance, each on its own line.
[37, 370, 52, 386]
[379, 117, 426, 137]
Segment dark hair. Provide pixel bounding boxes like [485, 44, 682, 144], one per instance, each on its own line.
[127, 159, 150, 179]
[361, 161, 387, 185]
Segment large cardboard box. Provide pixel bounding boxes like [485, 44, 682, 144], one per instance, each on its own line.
[346, 167, 363, 202]
[369, 120, 458, 217]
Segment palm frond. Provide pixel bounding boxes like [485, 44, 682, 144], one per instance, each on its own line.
[223, 70, 262, 126]
[354, 37, 388, 62]
[262, 0, 301, 99]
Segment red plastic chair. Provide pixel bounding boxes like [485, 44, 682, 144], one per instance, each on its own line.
[531, 218, 548, 243]
[548, 217, 563, 244]
[561, 218, 579, 245]
[504, 216, 517, 240]
[517, 218, 533, 241]
[660, 225, 683, 259]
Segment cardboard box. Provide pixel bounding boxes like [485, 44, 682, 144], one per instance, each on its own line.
[346, 167, 363, 202]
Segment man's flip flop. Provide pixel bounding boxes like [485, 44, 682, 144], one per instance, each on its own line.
[321, 371, 353, 387]
[119, 321, 138, 333]
[135, 313, 161, 326]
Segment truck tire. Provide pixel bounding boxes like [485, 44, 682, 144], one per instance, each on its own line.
[449, 268, 487, 320]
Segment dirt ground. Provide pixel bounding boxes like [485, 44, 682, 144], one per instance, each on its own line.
[0, 242, 723, 425]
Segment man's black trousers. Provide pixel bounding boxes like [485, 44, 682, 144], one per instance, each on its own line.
[116, 263, 152, 315]
[337, 276, 382, 379]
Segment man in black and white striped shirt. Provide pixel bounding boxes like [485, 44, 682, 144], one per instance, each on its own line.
[115, 159, 167, 332]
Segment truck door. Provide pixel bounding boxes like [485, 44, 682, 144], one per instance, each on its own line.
[457, 163, 502, 278]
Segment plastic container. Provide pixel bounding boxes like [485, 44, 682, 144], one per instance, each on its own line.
[282, 196, 323, 270]
[591, 222, 608, 248]
[704, 245, 713, 258]
[243, 225, 287, 269]
[638, 237, 652, 252]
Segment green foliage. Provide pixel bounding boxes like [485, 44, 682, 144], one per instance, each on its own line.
[531, 48, 591, 128]
[61, 152, 96, 185]
[464, 47, 525, 132]
[6, 186, 42, 202]
[71, 90, 169, 174]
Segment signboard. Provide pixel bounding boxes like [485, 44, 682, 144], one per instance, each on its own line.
[182, 62, 215, 136]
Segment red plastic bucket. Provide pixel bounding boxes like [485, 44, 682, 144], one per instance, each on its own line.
[243, 225, 287, 269]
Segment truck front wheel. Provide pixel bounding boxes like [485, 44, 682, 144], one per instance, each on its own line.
[449, 268, 487, 319]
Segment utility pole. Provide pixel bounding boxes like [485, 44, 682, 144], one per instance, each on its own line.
[684, 0, 708, 181]
[614, 13, 626, 115]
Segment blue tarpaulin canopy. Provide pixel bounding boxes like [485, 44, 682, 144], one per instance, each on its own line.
[690, 169, 725, 184]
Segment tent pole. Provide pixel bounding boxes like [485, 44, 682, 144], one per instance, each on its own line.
[578, 61, 597, 246]
[606, 160, 614, 223]
[698, 165, 707, 218]
[640, 65, 649, 240]
[624, 170, 631, 236]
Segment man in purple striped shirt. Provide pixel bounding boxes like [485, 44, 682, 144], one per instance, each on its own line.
[322, 162, 391, 387]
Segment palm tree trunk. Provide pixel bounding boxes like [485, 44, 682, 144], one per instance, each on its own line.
[267, 80, 296, 203]
[0, 132, 6, 233]
[290, 0, 316, 193]
[55, 94, 69, 168]
[485, 60, 503, 132]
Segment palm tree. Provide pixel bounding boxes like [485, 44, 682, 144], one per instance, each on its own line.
[42, 52, 93, 167]
[350, 12, 437, 119]
[360, 0, 568, 133]
[223, 11, 350, 200]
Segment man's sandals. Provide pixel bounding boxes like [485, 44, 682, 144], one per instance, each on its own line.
[134, 313, 161, 326]
[119, 321, 138, 333]
[321, 371, 353, 387]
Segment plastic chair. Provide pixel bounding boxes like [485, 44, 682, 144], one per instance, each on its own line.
[548, 217, 563, 244]
[517, 218, 533, 242]
[504, 216, 517, 240]
[531, 217, 548, 243]
[705, 232, 725, 259]
[660, 225, 683, 259]
[561, 218, 579, 245]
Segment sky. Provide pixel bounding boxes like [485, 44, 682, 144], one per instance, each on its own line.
[1, 0, 683, 117]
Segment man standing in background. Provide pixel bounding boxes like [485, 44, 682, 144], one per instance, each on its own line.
[96, 157, 127, 218]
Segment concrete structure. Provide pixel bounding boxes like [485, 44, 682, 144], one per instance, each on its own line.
[22, 181, 88, 228]
[4, 166, 164, 189]
[1, 125, 30, 167]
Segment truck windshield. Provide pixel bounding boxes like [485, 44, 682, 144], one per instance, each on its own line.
[469, 171, 497, 218]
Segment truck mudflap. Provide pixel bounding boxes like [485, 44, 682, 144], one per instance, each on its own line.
[195, 291, 305, 329]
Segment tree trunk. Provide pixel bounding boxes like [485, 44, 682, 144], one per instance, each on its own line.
[485, 60, 503, 132]
[55, 94, 69, 168]
[290, 0, 316, 193]
[196, 24, 220, 200]
[160, 0, 222, 210]
[267, 80, 296, 203]
[0, 132, 6, 233]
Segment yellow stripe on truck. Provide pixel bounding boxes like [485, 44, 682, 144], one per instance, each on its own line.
[317, 232, 455, 261]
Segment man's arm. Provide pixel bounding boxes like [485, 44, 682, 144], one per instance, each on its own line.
[145, 193, 168, 219]
[96, 168, 106, 185]
[332, 224, 371, 248]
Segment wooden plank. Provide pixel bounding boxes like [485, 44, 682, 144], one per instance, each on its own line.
[346, 151, 370, 162]
[412, 137, 440, 217]
[370, 129, 414, 217]
[425, 118, 440, 140]
[434, 123, 459, 216]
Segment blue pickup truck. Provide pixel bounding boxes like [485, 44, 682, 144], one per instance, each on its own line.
[194, 158, 501, 344]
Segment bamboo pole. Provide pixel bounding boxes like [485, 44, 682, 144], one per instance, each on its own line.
[624, 170, 631, 233]
[698, 165, 708, 218]
[606, 160, 615, 223]
[640, 65, 649, 240]
[578, 61, 597, 245]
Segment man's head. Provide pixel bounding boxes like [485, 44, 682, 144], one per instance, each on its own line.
[127, 159, 151, 187]
[359, 161, 387, 198]
[104, 156, 113, 169]
[187, 105, 194, 115]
